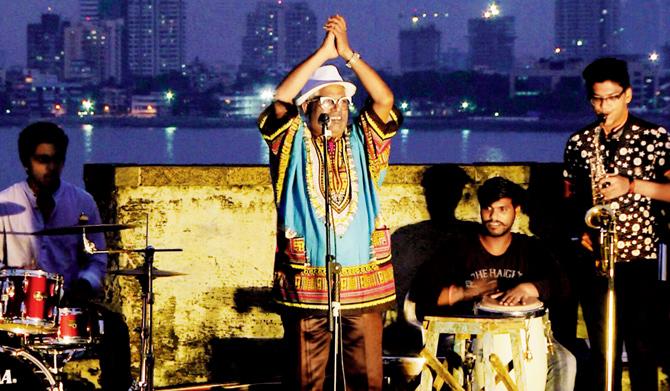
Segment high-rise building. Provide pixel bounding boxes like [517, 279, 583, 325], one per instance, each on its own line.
[283, 2, 317, 69]
[240, 1, 282, 75]
[80, 0, 100, 22]
[127, 0, 185, 78]
[554, 0, 621, 61]
[64, 19, 125, 84]
[399, 24, 441, 73]
[467, 4, 515, 73]
[27, 14, 70, 78]
[240, 1, 318, 75]
[99, 0, 127, 20]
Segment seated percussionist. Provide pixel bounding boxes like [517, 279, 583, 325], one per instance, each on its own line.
[0, 122, 131, 391]
[409, 176, 576, 391]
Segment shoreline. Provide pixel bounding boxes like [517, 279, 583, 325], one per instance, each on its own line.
[1, 113, 667, 130]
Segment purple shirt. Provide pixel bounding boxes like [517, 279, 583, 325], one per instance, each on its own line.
[0, 180, 107, 291]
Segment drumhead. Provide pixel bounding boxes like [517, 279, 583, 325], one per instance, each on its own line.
[474, 296, 545, 317]
[0, 346, 57, 389]
[0, 268, 62, 281]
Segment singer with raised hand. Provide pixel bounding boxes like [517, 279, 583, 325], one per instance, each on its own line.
[563, 58, 670, 390]
[258, 14, 402, 390]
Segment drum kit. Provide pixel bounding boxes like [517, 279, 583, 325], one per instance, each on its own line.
[0, 220, 183, 391]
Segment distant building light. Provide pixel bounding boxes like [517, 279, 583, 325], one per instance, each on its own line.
[411, 16, 419, 24]
[554, 47, 562, 54]
[400, 101, 409, 110]
[483, 2, 501, 19]
[649, 51, 660, 63]
[494, 112, 500, 117]
[576, 39, 584, 47]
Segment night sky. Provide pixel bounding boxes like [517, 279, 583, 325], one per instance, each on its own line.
[0, 1, 667, 72]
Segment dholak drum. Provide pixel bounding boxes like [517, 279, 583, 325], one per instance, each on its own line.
[0, 345, 59, 390]
[472, 296, 548, 391]
[0, 269, 62, 334]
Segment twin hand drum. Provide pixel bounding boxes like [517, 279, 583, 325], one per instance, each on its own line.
[0, 268, 101, 348]
[421, 296, 552, 391]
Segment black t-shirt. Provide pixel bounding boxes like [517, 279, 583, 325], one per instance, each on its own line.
[409, 232, 568, 318]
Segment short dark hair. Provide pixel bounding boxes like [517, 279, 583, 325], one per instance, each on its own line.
[18, 122, 69, 167]
[477, 176, 525, 209]
[582, 57, 631, 97]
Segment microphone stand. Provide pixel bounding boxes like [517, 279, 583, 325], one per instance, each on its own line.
[319, 114, 343, 391]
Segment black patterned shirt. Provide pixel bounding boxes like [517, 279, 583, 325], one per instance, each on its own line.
[563, 115, 669, 261]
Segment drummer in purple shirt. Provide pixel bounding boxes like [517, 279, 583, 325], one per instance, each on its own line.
[0, 122, 106, 298]
[0, 122, 131, 390]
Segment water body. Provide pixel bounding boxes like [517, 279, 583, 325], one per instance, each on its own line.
[0, 123, 574, 189]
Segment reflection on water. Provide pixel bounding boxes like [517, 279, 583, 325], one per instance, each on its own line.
[164, 126, 176, 161]
[0, 124, 573, 189]
[82, 124, 93, 161]
[460, 129, 470, 162]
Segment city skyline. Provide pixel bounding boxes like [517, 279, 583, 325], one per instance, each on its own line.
[2, 1, 669, 73]
[0, 0, 651, 73]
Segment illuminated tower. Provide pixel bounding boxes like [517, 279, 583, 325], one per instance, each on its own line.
[283, 2, 317, 69]
[554, 0, 621, 60]
[27, 13, 70, 78]
[240, 1, 282, 75]
[467, 3, 516, 73]
[127, 0, 185, 77]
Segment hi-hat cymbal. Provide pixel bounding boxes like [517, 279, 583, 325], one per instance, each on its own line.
[33, 223, 136, 236]
[110, 267, 185, 278]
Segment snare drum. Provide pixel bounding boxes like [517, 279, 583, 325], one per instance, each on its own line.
[0, 269, 62, 334]
[472, 296, 548, 391]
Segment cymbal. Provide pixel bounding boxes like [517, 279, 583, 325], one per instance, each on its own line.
[0, 202, 26, 217]
[110, 267, 185, 278]
[33, 223, 136, 236]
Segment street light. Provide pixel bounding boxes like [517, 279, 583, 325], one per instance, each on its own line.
[165, 90, 175, 103]
[79, 99, 95, 117]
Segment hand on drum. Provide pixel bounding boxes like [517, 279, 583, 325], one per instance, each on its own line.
[489, 282, 539, 306]
[463, 278, 498, 300]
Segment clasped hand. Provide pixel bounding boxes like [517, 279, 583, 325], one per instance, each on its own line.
[319, 15, 353, 61]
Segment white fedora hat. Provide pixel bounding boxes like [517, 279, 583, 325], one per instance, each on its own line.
[295, 65, 357, 105]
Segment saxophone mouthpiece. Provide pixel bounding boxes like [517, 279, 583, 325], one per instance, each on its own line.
[597, 113, 607, 124]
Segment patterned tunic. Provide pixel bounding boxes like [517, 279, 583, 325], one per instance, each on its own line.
[563, 115, 670, 261]
[258, 100, 402, 314]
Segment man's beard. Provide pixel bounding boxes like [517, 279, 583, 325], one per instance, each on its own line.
[482, 220, 511, 237]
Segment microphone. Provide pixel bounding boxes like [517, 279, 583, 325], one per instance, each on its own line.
[318, 113, 332, 139]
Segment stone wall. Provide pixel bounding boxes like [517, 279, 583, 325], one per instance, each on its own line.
[83, 163, 567, 387]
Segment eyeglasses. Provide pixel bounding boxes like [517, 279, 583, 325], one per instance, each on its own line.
[589, 90, 625, 106]
[310, 96, 352, 111]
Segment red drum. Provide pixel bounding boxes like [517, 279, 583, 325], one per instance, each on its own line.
[0, 269, 62, 334]
[56, 307, 100, 345]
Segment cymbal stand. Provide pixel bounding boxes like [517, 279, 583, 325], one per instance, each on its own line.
[138, 246, 155, 391]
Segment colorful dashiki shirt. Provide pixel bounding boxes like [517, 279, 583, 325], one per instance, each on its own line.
[258, 101, 402, 314]
[564, 115, 670, 261]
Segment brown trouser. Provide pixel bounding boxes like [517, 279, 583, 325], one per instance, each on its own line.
[281, 311, 383, 391]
